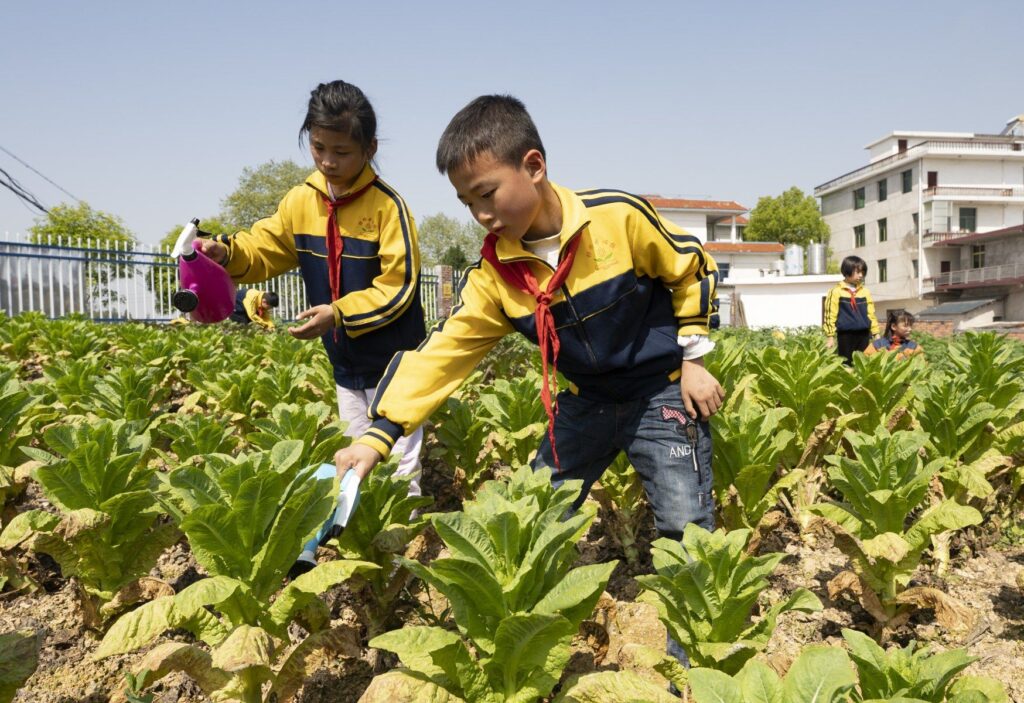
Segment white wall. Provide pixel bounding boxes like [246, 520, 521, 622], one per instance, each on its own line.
[658, 211, 708, 242]
[728, 274, 840, 328]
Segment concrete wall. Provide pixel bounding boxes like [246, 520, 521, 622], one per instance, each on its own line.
[728, 274, 840, 328]
[658, 211, 708, 242]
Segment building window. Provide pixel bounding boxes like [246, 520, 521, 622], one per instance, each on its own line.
[959, 207, 977, 233]
[972, 245, 985, 268]
[878, 218, 887, 242]
[878, 179, 887, 202]
[717, 263, 731, 280]
[902, 169, 913, 193]
[853, 187, 865, 210]
[878, 259, 888, 283]
[912, 259, 919, 278]
[912, 212, 919, 232]
[854, 225, 865, 247]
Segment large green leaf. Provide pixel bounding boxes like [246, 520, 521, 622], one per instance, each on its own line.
[0, 630, 40, 703]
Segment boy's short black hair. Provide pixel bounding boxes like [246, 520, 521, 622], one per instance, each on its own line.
[840, 255, 868, 278]
[263, 291, 280, 308]
[436, 95, 546, 174]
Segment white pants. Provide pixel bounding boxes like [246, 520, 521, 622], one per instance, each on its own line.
[336, 384, 423, 496]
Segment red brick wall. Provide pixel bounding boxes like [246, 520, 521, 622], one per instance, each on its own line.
[914, 320, 955, 337]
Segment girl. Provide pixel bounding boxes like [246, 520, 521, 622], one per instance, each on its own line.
[864, 309, 923, 360]
[823, 255, 879, 365]
[198, 80, 426, 494]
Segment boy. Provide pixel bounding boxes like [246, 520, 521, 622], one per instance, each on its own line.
[823, 255, 879, 365]
[336, 90, 721, 546]
[229, 288, 279, 329]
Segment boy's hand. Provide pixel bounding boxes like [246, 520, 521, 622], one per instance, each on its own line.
[196, 239, 229, 266]
[680, 357, 725, 420]
[825, 336, 835, 349]
[289, 305, 336, 339]
[334, 444, 382, 482]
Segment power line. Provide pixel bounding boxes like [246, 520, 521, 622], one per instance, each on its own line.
[0, 166, 48, 214]
[0, 144, 81, 203]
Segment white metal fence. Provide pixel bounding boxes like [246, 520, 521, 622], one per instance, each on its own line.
[0, 233, 448, 322]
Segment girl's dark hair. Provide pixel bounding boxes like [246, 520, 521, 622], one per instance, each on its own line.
[840, 255, 868, 278]
[436, 95, 545, 174]
[263, 291, 280, 308]
[299, 80, 376, 153]
[884, 308, 914, 338]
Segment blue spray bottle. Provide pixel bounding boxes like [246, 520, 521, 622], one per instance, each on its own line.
[288, 464, 361, 579]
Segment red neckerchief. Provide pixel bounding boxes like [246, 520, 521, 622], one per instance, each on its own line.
[480, 232, 582, 470]
[888, 334, 904, 351]
[322, 177, 377, 340]
[846, 284, 859, 312]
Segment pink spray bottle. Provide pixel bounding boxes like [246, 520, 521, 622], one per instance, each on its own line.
[170, 219, 237, 323]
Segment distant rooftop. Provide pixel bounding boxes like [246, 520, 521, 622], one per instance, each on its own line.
[917, 298, 999, 317]
[645, 196, 747, 213]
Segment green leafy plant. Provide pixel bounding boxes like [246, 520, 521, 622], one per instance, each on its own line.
[477, 372, 547, 466]
[0, 419, 178, 627]
[246, 401, 349, 470]
[809, 428, 982, 628]
[97, 440, 377, 702]
[918, 375, 998, 465]
[362, 465, 616, 702]
[753, 344, 848, 444]
[946, 332, 1024, 411]
[843, 628, 1008, 702]
[636, 523, 821, 675]
[846, 351, 923, 431]
[329, 466, 432, 641]
[186, 365, 266, 432]
[157, 411, 238, 464]
[711, 395, 803, 530]
[590, 453, 649, 568]
[688, 646, 857, 703]
[0, 629, 41, 703]
[429, 395, 492, 496]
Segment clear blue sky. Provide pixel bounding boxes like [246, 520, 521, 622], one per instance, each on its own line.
[2, 0, 1020, 245]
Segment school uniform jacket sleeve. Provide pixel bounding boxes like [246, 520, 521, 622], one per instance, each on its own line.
[354, 264, 514, 458]
[221, 188, 300, 282]
[334, 197, 420, 337]
[627, 201, 718, 337]
[823, 285, 840, 336]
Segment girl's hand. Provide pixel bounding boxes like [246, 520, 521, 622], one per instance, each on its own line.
[196, 239, 229, 266]
[288, 304, 336, 339]
[825, 336, 835, 349]
[680, 357, 725, 420]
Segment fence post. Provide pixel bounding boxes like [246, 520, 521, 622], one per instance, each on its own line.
[437, 265, 454, 318]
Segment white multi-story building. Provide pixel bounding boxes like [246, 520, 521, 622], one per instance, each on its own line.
[815, 115, 1024, 321]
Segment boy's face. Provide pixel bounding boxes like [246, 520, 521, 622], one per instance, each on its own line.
[449, 150, 546, 242]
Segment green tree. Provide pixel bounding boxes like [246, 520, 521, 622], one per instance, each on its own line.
[29, 202, 135, 247]
[220, 159, 310, 227]
[744, 187, 829, 246]
[147, 218, 238, 314]
[30, 202, 137, 308]
[417, 213, 485, 268]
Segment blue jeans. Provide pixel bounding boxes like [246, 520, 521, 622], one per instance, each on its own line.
[531, 382, 715, 669]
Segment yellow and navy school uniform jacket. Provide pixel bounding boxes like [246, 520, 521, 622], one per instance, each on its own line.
[864, 335, 923, 360]
[230, 288, 274, 329]
[218, 165, 425, 389]
[356, 182, 718, 458]
[823, 282, 879, 337]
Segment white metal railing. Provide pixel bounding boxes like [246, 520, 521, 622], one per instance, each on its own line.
[815, 139, 1024, 195]
[924, 262, 1024, 291]
[0, 232, 452, 322]
[923, 186, 1022, 199]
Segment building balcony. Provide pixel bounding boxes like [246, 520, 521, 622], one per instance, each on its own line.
[923, 224, 1024, 247]
[923, 261, 1024, 292]
[815, 139, 1024, 196]
[923, 186, 1024, 202]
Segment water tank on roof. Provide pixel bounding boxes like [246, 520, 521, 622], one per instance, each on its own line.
[807, 242, 827, 275]
[784, 244, 805, 275]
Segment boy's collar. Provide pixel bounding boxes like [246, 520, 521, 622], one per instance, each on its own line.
[491, 181, 591, 263]
[306, 163, 377, 200]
